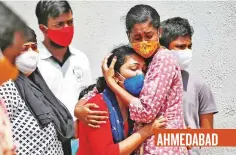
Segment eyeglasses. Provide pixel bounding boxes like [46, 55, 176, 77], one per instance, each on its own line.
[22, 43, 38, 52]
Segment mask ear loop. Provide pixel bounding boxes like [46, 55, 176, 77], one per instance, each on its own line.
[116, 72, 125, 84]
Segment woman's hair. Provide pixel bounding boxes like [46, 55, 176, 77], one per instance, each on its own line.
[78, 84, 96, 100]
[125, 4, 160, 34]
[78, 45, 138, 99]
[25, 26, 37, 43]
[97, 45, 137, 91]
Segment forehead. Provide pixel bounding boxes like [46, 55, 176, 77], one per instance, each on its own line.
[48, 11, 73, 23]
[124, 54, 145, 66]
[24, 42, 36, 45]
[130, 21, 157, 34]
[171, 35, 192, 44]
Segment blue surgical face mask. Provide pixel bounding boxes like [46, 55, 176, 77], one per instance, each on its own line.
[117, 72, 144, 97]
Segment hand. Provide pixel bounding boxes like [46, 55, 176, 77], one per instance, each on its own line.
[142, 116, 167, 137]
[75, 103, 108, 128]
[150, 116, 167, 134]
[186, 126, 192, 150]
[101, 54, 117, 86]
[3, 146, 16, 155]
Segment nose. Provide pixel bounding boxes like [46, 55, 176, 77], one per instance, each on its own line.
[64, 24, 69, 28]
[136, 70, 143, 75]
[141, 38, 149, 42]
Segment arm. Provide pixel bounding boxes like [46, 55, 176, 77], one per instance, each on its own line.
[86, 95, 167, 155]
[200, 114, 213, 129]
[199, 82, 218, 129]
[104, 53, 179, 123]
[74, 119, 79, 138]
[74, 87, 108, 128]
[87, 120, 152, 155]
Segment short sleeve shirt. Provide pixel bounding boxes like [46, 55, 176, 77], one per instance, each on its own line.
[37, 42, 93, 119]
[182, 70, 218, 155]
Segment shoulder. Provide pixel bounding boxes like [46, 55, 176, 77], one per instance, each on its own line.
[148, 48, 180, 75]
[154, 49, 176, 60]
[87, 93, 108, 111]
[0, 80, 22, 110]
[152, 48, 179, 67]
[184, 70, 212, 92]
[69, 47, 89, 60]
[188, 70, 207, 87]
[0, 80, 17, 92]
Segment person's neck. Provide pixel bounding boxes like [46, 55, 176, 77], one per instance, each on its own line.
[116, 96, 129, 122]
[43, 39, 67, 62]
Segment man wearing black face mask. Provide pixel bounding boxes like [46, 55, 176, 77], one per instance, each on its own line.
[35, 0, 93, 120]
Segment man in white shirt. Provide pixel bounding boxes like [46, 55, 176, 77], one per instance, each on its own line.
[35, 0, 93, 119]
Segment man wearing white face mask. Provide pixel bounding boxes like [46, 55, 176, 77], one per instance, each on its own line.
[160, 17, 218, 155]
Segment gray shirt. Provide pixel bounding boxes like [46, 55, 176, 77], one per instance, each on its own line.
[181, 70, 218, 155]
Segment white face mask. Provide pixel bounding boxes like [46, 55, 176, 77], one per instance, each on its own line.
[16, 50, 39, 75]
[171, 49, 193, 70]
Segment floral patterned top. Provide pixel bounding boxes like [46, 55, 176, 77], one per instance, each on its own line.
[129, 49, 187, 154]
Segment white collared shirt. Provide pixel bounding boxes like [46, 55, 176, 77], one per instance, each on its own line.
[37, 42, 93, 120]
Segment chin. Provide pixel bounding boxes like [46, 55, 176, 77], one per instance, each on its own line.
[50, 40, 66, 48]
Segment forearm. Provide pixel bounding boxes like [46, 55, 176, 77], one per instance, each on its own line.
[108, 80, 159, 123]
[107, 79, 134, 107]
[200, 114, 214, 129]
[118, 126, 150, 155]
[74, 119, 79, 138]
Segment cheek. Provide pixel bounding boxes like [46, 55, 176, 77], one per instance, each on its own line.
[120, 70, 137, 79]
[153, 34, 159, 41]
[129, 36, 139, 43]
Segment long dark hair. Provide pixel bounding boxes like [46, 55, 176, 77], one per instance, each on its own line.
[78, 45, 138, 99]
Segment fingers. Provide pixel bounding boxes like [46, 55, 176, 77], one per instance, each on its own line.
[88, 123, 100, 128]
[3, 149, 16, 155]
[87, 115, 108, 121]
[186, 145, 192, 150]
[109, 56, 117, 69]
[89, 110, 108, 116]
[86, 103, 108, 116]
[158, 122, 167, 128]
[102, 54, 111, 71]
[87, 119, 106, 126]
[157, 115, 164, 119]
[86, 103, 99, 109]
[156, 117, 167, 123]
